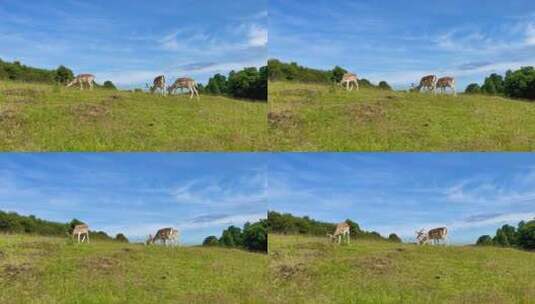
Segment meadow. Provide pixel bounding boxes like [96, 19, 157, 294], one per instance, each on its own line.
[268, 82, 535, 151]
[0, 81, 268, 151]
[269, 234, 535, 304]
[0, 234, 269, 304]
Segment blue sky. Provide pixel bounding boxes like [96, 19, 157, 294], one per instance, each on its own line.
[0, 0, 267, 88]
[0, 154, 267, 245]
[269, 154, 535, 244]
[270, 0, 535, 90]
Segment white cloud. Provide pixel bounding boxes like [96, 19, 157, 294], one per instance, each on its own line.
[525, 23, 535, 46]
[248, 25, 268, 47]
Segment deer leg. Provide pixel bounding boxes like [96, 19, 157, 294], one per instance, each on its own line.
[77, 233, 81, 243]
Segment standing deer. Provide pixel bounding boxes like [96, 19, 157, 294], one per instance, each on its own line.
[167, 77, 199, 100]
[412, 75, 437, 94]
[416, 227, 448, 245]
[146, 227, 179, 246]
[327, 222, 351, 244]
[436, 77, 456, 96]
[72, 224, 90, 244]
[340, 73, 359, 91]
[147, 75, 166, 95]
[67, 74, 95, 90]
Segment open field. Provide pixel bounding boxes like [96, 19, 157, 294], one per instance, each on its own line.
[0, 81, 267, 151]
[269, 234, 535, 304]
[268, 82, 535, 151]
[0, 234, 269, 304]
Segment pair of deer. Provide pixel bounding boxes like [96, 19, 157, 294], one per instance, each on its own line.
[147, 75, 199, 99]
[71, 225, 179, 246]
[413, 75, 457, 96]
[416, 227, 448, 245]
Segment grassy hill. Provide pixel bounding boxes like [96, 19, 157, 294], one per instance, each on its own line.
[0, 81, 267, 151]
[269, 82, 535, 151]
[269, 234, 535, 304]
[0, 234, 269, 304]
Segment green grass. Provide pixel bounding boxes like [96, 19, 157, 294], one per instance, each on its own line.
[0, 81, 267, 151]
[269, 234, 535, 304]
[269, 81, 535, 151]
[0, 234, 269, 304]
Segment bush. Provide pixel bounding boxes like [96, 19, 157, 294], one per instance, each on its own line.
[465, 83, 481, 94]
[243, 221, 267, 252]
[102, 80, 117, 90]
[517, 220, 535, 250]
[115, 233, 129, 243]
[476, 235, 493, 246]
[504, 67, 535, 100]
[388, 233, 402, 243]
[55, 65, 74, 84]
[378, 81, 392, 90]
[202, 236, 219, 246]
[475, 220, 534, 250]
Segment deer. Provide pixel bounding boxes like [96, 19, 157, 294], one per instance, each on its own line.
[412, 75, 437, 94]
[66, 74, 95, 90]
[416, 227, 448, 245]
[146, 75, 166, 95]
[146, 227, 179, 246]
[167, 77, 200, 100]
[72, 224, 90, 244]
[340, 73, 359, 91]
[327, 222, 351, 245]
[436, 77, 457, 96]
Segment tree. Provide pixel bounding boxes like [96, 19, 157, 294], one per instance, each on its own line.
[102, 80, 117, 90]
[476, 235, 493, 246]
[378, 81, 392, 90]
[243, 221, 267, 252]
[115, 233, 129, 243]
[504, 66, 535, 100]
[331, 66, 348, 83]
[516, 220, 535, 250]
[465, 83, 481, 94]
[481, 73, 504, 95]
[205, 73, 227, 95]
[388, 233, 402, 243]
[493, 224, 517, 247]
[202, 236, 219, 246]
[55, 65, 74, 84]
[345, 219, 361, 239]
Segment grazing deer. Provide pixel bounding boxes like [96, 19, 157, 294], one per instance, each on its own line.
[412, 75, 437, 94]
[66, 74, 95, 90]
[72, 224, 90, 244]
[167, 77, 199, 100]
[340, 73, 359, 91]
[436, 77, 456, 96]
[147, 227, 179, 246]
[147, 75, 166, 95]
[327, 222, 351, 244]
[416, 227, 448, 245]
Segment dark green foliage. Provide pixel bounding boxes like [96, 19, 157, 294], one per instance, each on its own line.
[476, 235, 493, 246]
[0, 59, 56, 83]
[388, 233, 402, 243]
[465, 83, 482, 94]
[504, 67, 535, 100]
[205, 73, 227, 95]
[55, 65, 74, 84]
[102, 80, 117, 90]
[115, 233, 129, 243]
[481, 73, 505, 95]
[202, 67, 266, 101]
[0, 210, 123, 241]
[378, 81, 392, 90]
[267, 211, 394, 242]
[202, 219, 267, 253]
[331, 66, 348, 83]
[476, 220, 535, 250]
[202, 235, 219, 246]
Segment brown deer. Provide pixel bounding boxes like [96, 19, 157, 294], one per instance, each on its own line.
[327, 222, 351, 244]
[412, 75, 437, 94]
[72, 224, 90, 243]
[340, 73, 359, 91]
[167, 77, 199, 100]
[67, 74, 95, 90]
[416, 227, 448, 245]
[436, 77, 457, 96]
[147, 75, 166, 95]
[146, 227, 179, 246]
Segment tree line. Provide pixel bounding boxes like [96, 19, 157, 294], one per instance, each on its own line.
[202, 66, 267, 101]
[0, 210, 128, 242]
[267, 211, 401, 242]
[202, 219, 267, 253]
[465, 66, 535, 100]
[267, 59, 392, 90]
[475, 219, 534, 250]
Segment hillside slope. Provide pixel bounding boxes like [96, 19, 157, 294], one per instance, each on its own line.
[0, 81, 267, 151]
[269, 82, 535, 151]
[0, 234, 269, 304]
[269, 234, 535, 304]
